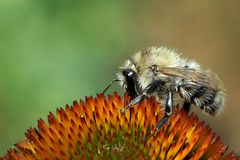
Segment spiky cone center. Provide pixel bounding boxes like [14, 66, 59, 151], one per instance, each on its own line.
[1, 93, 239, 160]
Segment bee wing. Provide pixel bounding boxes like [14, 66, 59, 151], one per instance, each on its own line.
[161, 67, 226, 92]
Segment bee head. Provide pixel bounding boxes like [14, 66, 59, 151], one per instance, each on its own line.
[121, 69, 139, 99]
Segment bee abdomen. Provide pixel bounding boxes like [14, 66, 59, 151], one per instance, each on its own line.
[179, 85, 225, 115]
[200, 90, 225, 115]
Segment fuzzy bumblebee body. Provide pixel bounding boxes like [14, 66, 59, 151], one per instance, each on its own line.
[103, 46, 226, 140]
[117, 47, 226, 115]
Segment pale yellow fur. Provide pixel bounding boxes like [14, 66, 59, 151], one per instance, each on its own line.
[116, 46, 226, 115]
[129, 47, 200, 89]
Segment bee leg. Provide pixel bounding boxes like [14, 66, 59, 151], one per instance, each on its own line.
[123, 92, 126, 108]
[120, 94, 145, 113]
[144, 89, 173, 141]
[121, 80, 164, 113]
[182, 101, 191, 113]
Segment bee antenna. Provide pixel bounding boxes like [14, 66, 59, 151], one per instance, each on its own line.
[102, 79, 121, 94]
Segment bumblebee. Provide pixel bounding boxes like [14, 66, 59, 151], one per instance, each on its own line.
[103, 47, 226, 140]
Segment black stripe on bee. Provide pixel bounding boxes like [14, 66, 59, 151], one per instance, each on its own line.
[198, 89, 218, 114]
[190, 86, 207, 100]
[204, 91, 223, 115]
[203, 90, 217, 106]
[180, 84, 220, 115]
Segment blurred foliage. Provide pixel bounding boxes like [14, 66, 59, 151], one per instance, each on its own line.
[0, 0, 239, 156]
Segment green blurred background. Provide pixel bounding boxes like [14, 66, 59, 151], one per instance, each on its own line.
[0, 0, 239, 155]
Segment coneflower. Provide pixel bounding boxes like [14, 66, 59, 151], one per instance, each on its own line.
[1, 93, 239, 160]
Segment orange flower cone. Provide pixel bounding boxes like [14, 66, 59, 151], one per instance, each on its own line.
[1, 93, 239, 160]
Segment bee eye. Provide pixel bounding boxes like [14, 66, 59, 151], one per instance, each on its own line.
[128, 71, 133, 76]
[122, 69, 138, 98]
[122, 69, 135, 78]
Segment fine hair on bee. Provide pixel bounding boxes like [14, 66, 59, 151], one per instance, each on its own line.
[103, 46, 226, 141]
